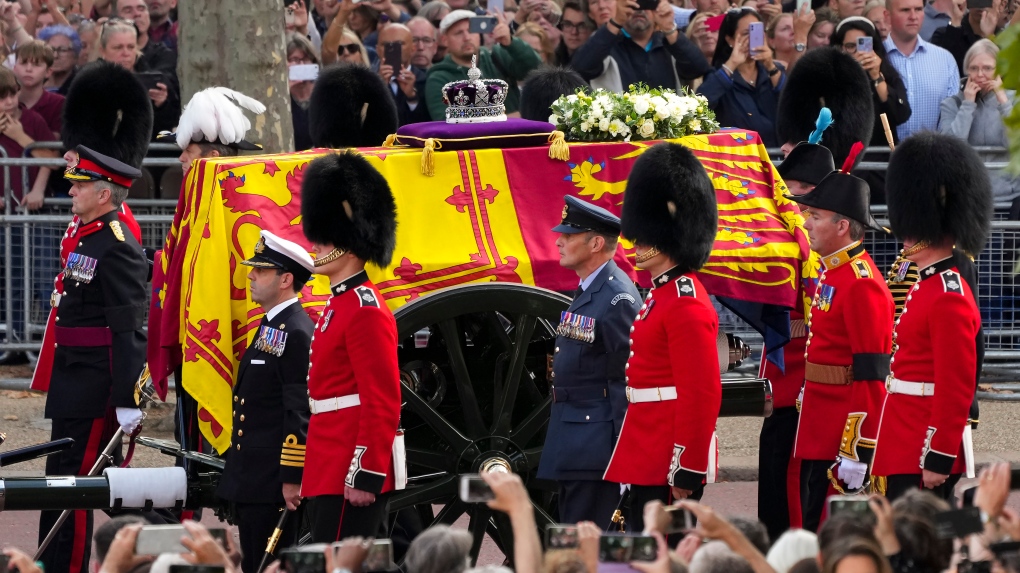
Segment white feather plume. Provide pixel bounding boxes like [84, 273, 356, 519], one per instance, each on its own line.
[174, 87, 266, 150]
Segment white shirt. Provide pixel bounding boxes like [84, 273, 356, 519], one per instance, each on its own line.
[390, 65, 419, 112]
[266, 297, 299, 322]
[579, 261, 610, 292]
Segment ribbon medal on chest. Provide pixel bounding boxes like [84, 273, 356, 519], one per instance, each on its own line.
[817, 284, 836, 312]
[894, 260, 912, 282]
[320, 309, 334, 333]
[254, 324, 288, 357]
[557, 311, 596, 343]
[65, 252, 98, 284]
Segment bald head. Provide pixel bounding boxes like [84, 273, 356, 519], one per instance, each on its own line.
[378, 23, 413, 68]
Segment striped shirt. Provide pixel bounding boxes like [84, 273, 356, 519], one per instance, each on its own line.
[883, 36, 960, 140]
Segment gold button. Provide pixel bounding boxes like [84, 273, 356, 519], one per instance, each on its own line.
[232, 410, 235, 417]
[236, 444, 241, 450]
[234, 396, 238, 402]
[240, 415, 245, 422]
[238, 430, 243, 436]
[240, 399, 245, 405]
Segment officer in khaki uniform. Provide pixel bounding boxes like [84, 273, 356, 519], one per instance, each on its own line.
[217, 230, 315, 573]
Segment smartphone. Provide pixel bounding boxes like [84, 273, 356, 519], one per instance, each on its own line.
[383, 41, 403, 70]
[599, 535, 634, 563]
[933, 507, 985, 539]
[960, 76, 969, 91]
[826, 495, 871, 519]
[857, 36, 873, 52]
[135, 525, 189, 555]
[468, 16, 498, 33]
[207, 528, 228, 551]
[285, 6, 296, 25]
[630, 536, 657, 562]
[663, 506, 694, 534]
[636, 0, 659, 10]
[488, 0, 505, 14]
[361, 539, 394, 572]
[0, 555, 9, 573]
[967, 0, 994, 9]
[279, 544, 330, 573]
[289, 63, 319, 82]
[796, 0, 810, 13]
[960, 483, 978, 507]
[134, 71, 163, 91]
[748, 22, 765, 52]
[459, 474, 495, 502]
[545, 524, 580, 549]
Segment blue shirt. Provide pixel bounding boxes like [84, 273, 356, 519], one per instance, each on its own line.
[580, 261, 610, 291]
[883, 36, 959, 140]
[920, 2, 952, 41]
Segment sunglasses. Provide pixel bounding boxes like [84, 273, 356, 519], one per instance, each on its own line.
[338, 43, 361, 55]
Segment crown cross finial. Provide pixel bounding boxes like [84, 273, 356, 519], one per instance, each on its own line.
[467, 55, 481, 81]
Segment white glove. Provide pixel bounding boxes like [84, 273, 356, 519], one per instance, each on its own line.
[115, 407, 144, 434]
[836, 456, 868, 491]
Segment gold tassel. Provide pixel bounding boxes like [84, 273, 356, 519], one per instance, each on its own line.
[548, 131, 570, 161]
[421, 138, 438, 176]
[383, 133, 397, 147]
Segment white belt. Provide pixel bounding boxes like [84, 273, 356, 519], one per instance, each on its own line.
[308, 393, 361, 414]
[625, 386, 677, 403]
[885, 377, 935, 397]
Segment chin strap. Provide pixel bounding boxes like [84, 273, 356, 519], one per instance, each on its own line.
[313, 247, 347, 267]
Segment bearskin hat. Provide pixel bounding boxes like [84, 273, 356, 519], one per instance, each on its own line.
[519, 66, 588, 123]
[886, 132, 992, 257]
[776, 48, 873, 167]
[308, 63, 398, 148]
[621, 143, 717, 272]
[301, 151, 397, 267]
[62, 60, 153, 169]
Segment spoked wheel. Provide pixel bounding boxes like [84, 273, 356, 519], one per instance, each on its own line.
[388, 283, 570, 565]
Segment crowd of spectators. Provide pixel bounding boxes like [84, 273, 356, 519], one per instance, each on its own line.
[4, 462, 1020, 573]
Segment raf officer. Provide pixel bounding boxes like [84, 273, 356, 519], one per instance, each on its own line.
[537, 195, 639, 530]
[217, 230, 315, 573]
[40, 145, 148, 573]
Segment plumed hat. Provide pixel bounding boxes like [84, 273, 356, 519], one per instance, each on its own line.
[776, 48, 874, 168]
[301, 151, 398, 267]
[621, 143, 718, 272]
[62, 60, 153, 169]
[777, 108, 835, 186]
[886, 132, 992, 257]
[308, 63, 398, 148]
[787, 142, 882, 231]
[519, 66, 588, 123]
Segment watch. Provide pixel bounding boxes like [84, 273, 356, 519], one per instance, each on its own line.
[768, 67, 780, 77]
[795, 42, 806, 52]
[872, 73, 885, 87]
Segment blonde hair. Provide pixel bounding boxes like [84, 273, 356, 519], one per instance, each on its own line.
[339, 28, 371, 67]
[99, 19, 137, 49]
[516, 22, 555, 63]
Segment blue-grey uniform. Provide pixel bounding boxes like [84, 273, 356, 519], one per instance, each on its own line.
[538, 195, 640, 529]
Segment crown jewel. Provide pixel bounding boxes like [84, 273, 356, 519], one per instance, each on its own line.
[442, 55, 509, 124]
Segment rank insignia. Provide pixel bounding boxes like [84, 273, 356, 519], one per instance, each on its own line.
[355, 285, 380, 308]
[676, 276, 696, 297]
[254, 236, 266, 254]
[110, 220, 125, 242]
[65, 252, 98, 283]
[817, 284, 835, 312]
[557, 311, 596, 343]
[941, 270, 963, 294]
[254, 325, 288, 357]
[320, 309, 333, 332]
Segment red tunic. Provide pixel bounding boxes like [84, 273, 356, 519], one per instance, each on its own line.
[301, 271, 402, 496]
[604, 270, 721, 490]
[872, 259, 980, 476]
[794, 242, 893, 465]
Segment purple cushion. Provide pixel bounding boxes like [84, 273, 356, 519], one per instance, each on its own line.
[393, 118, 556, 150]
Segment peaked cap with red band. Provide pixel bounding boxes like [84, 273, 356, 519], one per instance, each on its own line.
[64, 145, 142, 188]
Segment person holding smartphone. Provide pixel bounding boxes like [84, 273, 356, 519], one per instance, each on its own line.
[375, 23, 431, 125]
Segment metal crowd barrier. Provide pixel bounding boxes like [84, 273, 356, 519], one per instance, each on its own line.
[0, 147, 1018, 386]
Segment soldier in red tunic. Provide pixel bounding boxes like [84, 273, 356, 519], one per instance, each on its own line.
[872, 133, 991, 501]
[786, 144, 894, 532]
[299, 151, 402, 540]
[603, 143, 720, 532]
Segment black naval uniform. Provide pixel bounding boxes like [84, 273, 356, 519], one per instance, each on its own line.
[217, 299, 313, 573]
[40, 209, 148, 573]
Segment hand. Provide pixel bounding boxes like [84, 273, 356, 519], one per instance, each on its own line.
[344, 485, 376, 507]
[998, 507, 1020, 541]
[979, 5, 998, 36]
[974, 462, 1011, 520]
[2, 549, 43, 573]
[149, 82, 169, 108]
[671, 486, 693, 500]
[758, 0, 781, 19]
[675, 533, 702, 563]
[97, 523, 154, 573]
[921, 468, 949, 489]
[115, 407, 144, 434]
[793, 5, 815, 39]
[338, 0, 357, 15]
[282, 482, 302, 510]
[629, 531, 671, 573]
[577, 521, 601, 573]
[291, 0, 310, 33]
[482, 470, 532, 518]
[180, 520, 231, 567]
[0, 1, 20, 26]
[653, 0, 676, 34]
[751, 43, 774, 71]
[2, 114, 25, 140]
[963, 76, 981, 102]
[396, 68, 417, 99]
[327, 537, 371, 573]
[615, 0, 640, 26]
[725, 34, 749, 69]
[21, 187, 44, 211]
[642, 499, 669, 534]
[854, 49, 882, 80]
[950, 0, 966, 25]
[378, 63, 395, 84]
[678, 500, 733, 541]
[515, 0, 543, 24]
[491, 11, 512, 46]
[836, 456, 868, 491]
[868, 494, 901, 555]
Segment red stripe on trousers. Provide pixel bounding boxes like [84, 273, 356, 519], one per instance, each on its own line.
[786, 456, 803, 529]
[69, 418, 106, 573]
[335, 500, 348, 542]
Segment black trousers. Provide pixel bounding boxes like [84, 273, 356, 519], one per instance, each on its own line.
[39, 416, 118, 573]
[627, 483, 705, 534]
[758, 406, 800, 542]
[305, 494, 389, 542]
[800, 459, 833, 533]
[559, 479, 622, 531]
[234, 503, 299, 573]
[885, 473, 963, 503]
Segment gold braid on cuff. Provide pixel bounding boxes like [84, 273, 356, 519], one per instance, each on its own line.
[635, 246, 661, 265]
[313, 247, 346, 267]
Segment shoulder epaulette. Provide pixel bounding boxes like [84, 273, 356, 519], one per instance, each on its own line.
[852, 259, 872, 279]
[109, 220, 125, 242]
[940, 270, 963, 294]
[676, 276, 696, 298]
[355, 285, 380, 308]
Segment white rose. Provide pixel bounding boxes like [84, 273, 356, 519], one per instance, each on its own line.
[580, 121, 591, 132]
[689, 119, 702, 132]
[633, 97, 650, 116]
[599, 118, 610, 131]
[549, 114, 561, 125]
[567, 94, 578, 103]
[638, 119, 656, 138]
